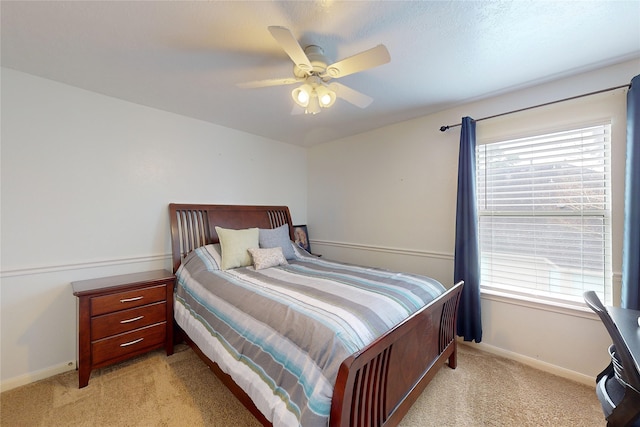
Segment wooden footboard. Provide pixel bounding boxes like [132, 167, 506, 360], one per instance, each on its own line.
[176, 281, 462, 427]
[330, 281, 463, 427]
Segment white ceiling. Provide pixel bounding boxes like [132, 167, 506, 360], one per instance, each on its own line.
[2, 1, 639, 146]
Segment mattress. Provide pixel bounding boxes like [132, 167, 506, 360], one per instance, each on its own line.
[174, 244, 445, 426]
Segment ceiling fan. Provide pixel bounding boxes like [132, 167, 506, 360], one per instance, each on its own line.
[238, 26, 391, 114]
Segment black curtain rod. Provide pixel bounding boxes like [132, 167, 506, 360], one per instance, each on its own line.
[439, 83, 631, 132]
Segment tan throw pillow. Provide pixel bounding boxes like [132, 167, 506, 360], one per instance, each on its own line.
[215, 226, 259, 270]
[247, 247, 288, 270]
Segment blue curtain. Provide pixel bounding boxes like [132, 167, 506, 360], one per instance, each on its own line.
[455, 117, 482, 342]
[622, 74, 640, 310]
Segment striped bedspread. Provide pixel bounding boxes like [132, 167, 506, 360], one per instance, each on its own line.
[174, 244, 445, 427]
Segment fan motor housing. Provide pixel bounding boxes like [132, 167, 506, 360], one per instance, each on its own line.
[293, 45, 329, 78]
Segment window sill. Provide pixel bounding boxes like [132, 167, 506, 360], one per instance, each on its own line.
[480, 288, 599, 320]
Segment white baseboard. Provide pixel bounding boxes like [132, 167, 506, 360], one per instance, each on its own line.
[1, 360, 76, 392]
[461, 340, 595, 387]
[2, 342, 595, 392]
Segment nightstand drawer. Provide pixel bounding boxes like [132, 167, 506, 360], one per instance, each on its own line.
[92, 322, 166, 366]
[91, 301, 166, 340]
[91, 284, 166, 316]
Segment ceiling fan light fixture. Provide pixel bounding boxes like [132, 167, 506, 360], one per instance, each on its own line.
[305, 95, 321, 115]
[320, 93, 332, 105]
[291, 84, 312, 107]
[297, 90, 309, 104]
[315, 85, 336, 108]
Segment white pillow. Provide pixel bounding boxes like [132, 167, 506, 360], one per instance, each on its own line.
[215, 226, 259, 270]
[247, 247, 288, 270]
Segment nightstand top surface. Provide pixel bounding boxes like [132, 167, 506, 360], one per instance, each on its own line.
[72, 269, 174, 296]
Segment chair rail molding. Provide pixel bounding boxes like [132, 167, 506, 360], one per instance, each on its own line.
[311, 239, 454, 261]
[0, 253, 171, 278]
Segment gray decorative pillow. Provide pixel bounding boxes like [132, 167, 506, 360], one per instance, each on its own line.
[259, 224, 295, 260]
[248, 247, 288, 270]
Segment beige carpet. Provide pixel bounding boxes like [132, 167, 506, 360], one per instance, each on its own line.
[1, 344, 604, 426]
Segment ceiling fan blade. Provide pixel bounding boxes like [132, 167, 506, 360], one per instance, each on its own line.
[237, 77, 302, 89]
[268, 26, 312, 73]
[324, 44, 390, 79]
[329, 82, 373, 108]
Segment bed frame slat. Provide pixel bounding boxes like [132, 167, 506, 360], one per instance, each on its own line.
[439, 292, 460, 368]
[350, 347, 391, 427]
[267, 209, 289, 229]
[174, 209, 211, 268]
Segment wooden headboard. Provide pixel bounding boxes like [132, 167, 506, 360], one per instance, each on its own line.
[168, 204, 294, 273]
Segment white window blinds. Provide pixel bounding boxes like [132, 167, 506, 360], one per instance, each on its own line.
[476, 124, 612, 305]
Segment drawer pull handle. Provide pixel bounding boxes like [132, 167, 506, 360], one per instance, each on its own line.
[120, 338, 144, 347]
[120, 315, 144, 324]
[120, 296, 143, 303]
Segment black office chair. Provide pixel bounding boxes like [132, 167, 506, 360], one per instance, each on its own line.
[584, 291, 640, 427]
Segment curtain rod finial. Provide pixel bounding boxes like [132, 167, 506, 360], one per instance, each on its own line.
[440, 126, 449, 132]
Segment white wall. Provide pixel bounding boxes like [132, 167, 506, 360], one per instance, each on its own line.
[0, 68, 308, 390]
[308, 59, 639, 384]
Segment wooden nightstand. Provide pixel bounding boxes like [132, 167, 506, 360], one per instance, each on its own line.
[72, 269, 175, 388]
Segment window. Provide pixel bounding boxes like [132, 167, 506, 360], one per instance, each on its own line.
[477, 124, 612, 305]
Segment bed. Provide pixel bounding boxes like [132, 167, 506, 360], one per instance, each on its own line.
[169, 203, 463, 427]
